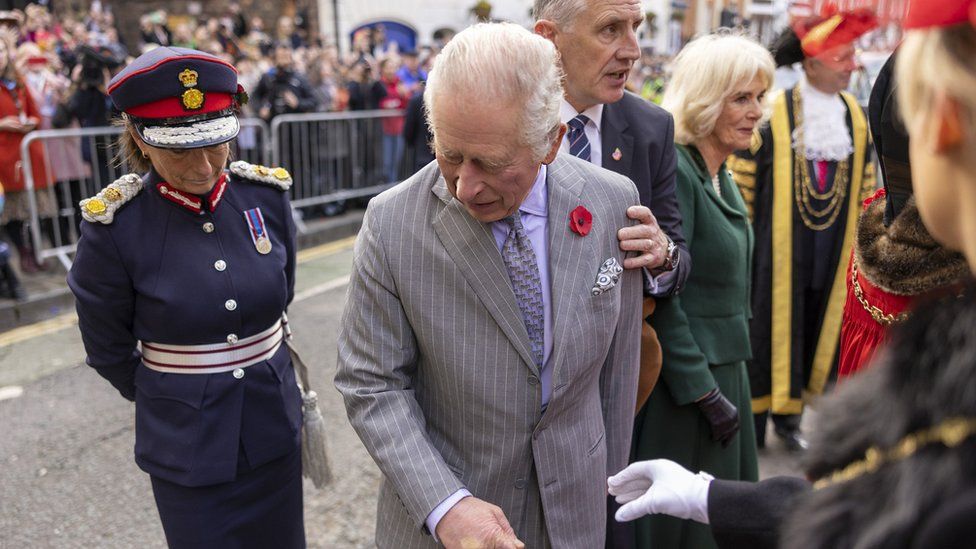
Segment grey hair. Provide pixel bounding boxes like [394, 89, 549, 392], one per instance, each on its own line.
[661, 30, 776, 145]
[424, 23, 564, 160]
[533, 0, 587, 28]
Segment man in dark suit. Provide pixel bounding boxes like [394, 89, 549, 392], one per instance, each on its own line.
[535, 2, 690, 547]
[534, 0, 689, 295]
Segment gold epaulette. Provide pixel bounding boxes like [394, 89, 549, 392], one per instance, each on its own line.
[229, 160, 292, 191]
[80, 173, 143, 224]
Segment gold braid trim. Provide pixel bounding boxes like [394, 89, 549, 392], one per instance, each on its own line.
[813, 417, 976, 490]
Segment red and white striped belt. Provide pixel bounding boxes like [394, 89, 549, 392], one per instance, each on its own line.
[140, 319, 284, 374]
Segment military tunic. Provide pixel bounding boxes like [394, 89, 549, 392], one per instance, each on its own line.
[67, 163, 304, 547]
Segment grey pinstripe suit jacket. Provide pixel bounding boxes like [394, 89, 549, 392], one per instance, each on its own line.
[335, 154, 642, 548]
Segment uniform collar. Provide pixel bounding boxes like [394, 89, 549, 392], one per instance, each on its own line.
[153, 171, 229, 214]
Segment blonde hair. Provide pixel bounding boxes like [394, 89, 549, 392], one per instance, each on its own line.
[662, 31, 775, 145]
[897, 26, 976, 151]
[424, 23, 564, 160]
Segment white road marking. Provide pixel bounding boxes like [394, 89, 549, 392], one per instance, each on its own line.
[0, 385, 25, 401]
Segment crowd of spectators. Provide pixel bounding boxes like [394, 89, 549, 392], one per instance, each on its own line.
[0, 1, 449, 298]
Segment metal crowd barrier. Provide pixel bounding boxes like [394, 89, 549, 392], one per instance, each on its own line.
[270, 109, 414, 211]
[21, 118, 269, 270]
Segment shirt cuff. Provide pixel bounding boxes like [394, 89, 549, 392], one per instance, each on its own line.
[694, 472, 715, 525]
[643, 268, 678, 297]
[425, 488, 472, 541]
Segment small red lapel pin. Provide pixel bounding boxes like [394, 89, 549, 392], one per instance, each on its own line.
[612, 147, 623, 161]
[570, 205, 592, 236]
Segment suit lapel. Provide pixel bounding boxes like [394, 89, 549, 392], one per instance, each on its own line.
[430, 175, 539, 375]
[545, 157, 594, 380]
[601, 102, 635, 178]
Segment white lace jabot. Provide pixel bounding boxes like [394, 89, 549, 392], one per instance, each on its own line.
[793, 77, 853, 161]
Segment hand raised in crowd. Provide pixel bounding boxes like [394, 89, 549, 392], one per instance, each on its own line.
[696, 388, 740, 447]
[436, 496, 525, 549]
[618, 205, 671, 271]
[608, 459, 713, 524]
[282, 90, 299, 109]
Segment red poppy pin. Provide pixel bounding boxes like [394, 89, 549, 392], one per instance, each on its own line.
[569, 205, 592, 236]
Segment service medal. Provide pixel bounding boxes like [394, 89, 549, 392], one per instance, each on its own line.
[244, 208, 272, 255]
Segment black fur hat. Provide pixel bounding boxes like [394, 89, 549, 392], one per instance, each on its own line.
[770, 26, 805, 67]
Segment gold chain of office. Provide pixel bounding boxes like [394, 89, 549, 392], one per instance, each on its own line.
[813, 416, 976, 490]
[850, 255, 910, 326]
[792, 88, 850, 231]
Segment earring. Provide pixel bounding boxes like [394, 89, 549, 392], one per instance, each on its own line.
[141, 151, 149, 159]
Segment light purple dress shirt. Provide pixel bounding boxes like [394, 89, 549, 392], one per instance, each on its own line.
[425, 165, 554, 539]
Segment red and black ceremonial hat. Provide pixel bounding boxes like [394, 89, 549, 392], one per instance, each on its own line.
[793, 4, 878, 59]
[108, 47, 247, 150]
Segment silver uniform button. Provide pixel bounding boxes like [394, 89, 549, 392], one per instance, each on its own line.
[202, 222, 215, 233]
[232, 368, 244, 379]
[214, 260, 227, 272]
[225, 299, 237, 311]
[227, 333, 239, 344]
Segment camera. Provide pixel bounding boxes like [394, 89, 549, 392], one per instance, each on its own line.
[77, 44, 125, 87]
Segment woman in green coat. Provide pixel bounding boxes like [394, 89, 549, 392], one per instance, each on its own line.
[631, 32, 776, 549]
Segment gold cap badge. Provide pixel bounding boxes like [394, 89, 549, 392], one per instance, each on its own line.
[182, 88, 205, 110]
[178, 69, 199, 88]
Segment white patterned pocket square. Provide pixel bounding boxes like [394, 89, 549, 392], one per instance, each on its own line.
[591, 258, 624, 296]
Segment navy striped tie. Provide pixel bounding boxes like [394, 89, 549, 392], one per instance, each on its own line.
[567, 114, 591, 162]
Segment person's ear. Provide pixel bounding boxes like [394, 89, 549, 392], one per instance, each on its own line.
[542, 124, 567, 165]
[934, 92, 965, 153]
[533, 20, 557, 42]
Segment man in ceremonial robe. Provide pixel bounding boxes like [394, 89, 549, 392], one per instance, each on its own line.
[729, 7, 877, 451]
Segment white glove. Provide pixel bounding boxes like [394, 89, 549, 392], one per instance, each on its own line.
[607, 459, 714, 524]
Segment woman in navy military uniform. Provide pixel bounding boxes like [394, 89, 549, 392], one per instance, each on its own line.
[67, 47, 305, 548]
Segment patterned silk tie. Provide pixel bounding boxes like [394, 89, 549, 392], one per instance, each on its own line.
[567, 114, 591, 162]
[501, 213, 545, 367]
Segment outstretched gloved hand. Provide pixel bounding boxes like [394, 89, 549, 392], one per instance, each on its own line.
[607, 459, 714, 524]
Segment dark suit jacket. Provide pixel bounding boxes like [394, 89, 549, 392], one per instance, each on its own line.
[708, 476, 811, 549]
[599, 91, 690, 296]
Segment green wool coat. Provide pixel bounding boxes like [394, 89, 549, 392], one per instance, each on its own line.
[632, 144, 760, 549]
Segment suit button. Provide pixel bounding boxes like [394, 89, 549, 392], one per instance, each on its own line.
[514, 478, 526, 489]
[232, 368, 244, 379]
[227, 333, 239, 344]
[528, 376, 539, 386]
[202, 222, 215, 233]
[225, 299, 237, 311]
[214, 260, 227, 271]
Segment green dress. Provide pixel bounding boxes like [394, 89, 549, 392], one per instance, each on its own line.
[632, 144, 759, 549]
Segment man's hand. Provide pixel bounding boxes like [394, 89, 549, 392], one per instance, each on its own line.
[618, 205, 670, 270]
[436, 496, 525, 549]
[608, 459, 713, 524]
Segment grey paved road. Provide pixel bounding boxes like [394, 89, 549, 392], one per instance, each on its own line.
[0, 238, 804, 548]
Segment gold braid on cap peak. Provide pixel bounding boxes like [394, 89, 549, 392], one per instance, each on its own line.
[813, 416, 976, 490]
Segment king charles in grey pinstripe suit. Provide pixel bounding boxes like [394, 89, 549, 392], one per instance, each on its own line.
[336, 23, 642, 549]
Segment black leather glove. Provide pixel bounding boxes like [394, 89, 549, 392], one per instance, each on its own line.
[696, 388, 739, 447]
